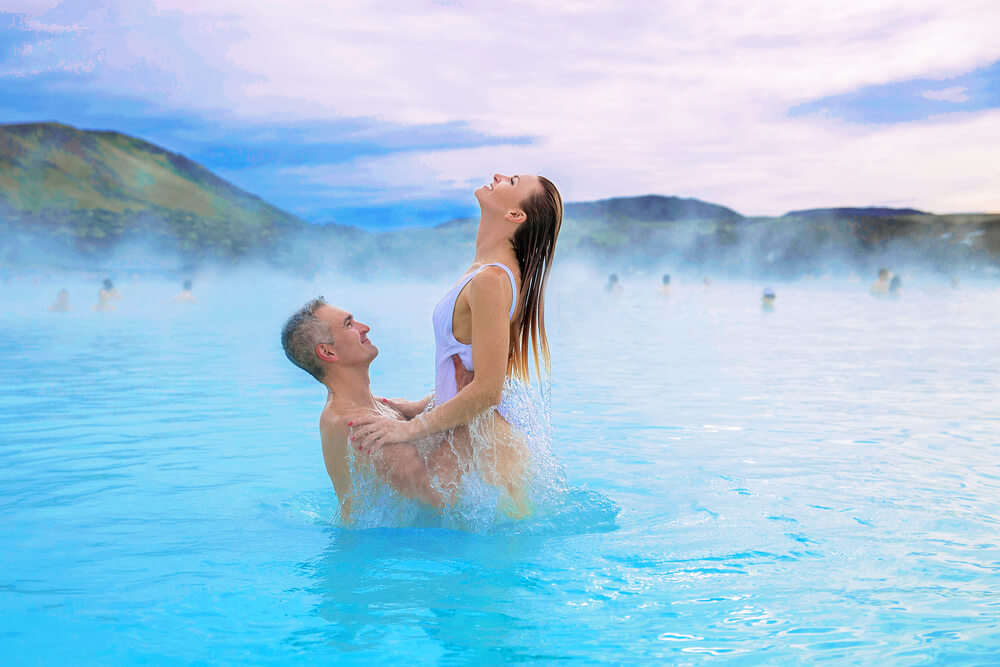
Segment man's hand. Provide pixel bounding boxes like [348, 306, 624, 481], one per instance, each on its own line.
[453, 353, 474, 391]
[381, 355, 472, 418]
[380, 398, 423, 419]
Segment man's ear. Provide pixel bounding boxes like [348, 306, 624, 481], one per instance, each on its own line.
[315, 342, 337, 364]
[505, 208, 527, 224]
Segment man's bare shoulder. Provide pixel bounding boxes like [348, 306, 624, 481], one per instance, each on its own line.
[317, 402, 356, 517]
[319, 404, 349, 447]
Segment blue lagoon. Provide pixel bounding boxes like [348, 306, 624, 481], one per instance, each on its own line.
[1, 272, 999, 663]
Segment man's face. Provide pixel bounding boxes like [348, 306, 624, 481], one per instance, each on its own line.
[315, 305, 378, 366]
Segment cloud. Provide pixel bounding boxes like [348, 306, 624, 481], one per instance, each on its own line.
[788, 59, 997, 123]
[1, 1, 62, 13]
[283, 108, 1000, 216]
[3, 0, 1000, 218]
[921, 86, 971, 103]
[22, 17, 85, 34]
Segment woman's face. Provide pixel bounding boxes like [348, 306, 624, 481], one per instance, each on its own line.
[475, 173, 541, 220]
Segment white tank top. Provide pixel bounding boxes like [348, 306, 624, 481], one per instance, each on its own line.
[432, 263, 518, 405]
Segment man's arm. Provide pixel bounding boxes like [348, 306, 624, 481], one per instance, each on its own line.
[367, 443, 452, 508]
[321, 411, 451, 511]
[319, 414, 355, 522]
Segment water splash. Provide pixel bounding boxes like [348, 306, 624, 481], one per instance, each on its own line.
[340, 376, 570, 531]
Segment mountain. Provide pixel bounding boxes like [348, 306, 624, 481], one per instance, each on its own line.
[764, 208, 1000, 274]
[0, 122, 307, 260]
[567, 195, 742, 223]
[365, 198, 999, 278]
[784, 207, 926, 219]
[2, 122, 999, 277]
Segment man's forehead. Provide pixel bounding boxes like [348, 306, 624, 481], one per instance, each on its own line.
[316, 304, 351, 323]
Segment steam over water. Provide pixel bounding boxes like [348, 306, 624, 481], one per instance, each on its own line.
[2, 268, 999, 662]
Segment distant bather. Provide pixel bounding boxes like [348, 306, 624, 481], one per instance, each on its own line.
[49, 289, 70, 313]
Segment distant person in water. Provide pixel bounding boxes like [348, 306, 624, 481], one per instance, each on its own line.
[951, 276, 960, 289]
[870, 268, 891, 295]
[606, 273, 623, 296]
[761, 287, 776, 311]
[281, 297, 473, 523]
[94, 279, 122, 311]
[102, 278, 122, 300]
[702, 277, 712, 289]
[888, 274, 902, 297]
[658, 274, 672, 296]
[173, 279, 197, 304]
[49, 289, 70, 313]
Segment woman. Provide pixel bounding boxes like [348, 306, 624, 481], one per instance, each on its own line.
[350, 173, 562, 500]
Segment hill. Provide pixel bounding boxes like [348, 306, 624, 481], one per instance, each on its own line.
[566, 195, 742, 223]
[0, 122, 308, 261]
[1, 122, 999, 277]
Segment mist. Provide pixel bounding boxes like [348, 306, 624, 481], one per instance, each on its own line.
[3, 238, 998, 328]
[5, 203, 1000, 293]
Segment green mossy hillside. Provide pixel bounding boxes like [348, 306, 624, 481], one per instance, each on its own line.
[0, 122, 306, 259]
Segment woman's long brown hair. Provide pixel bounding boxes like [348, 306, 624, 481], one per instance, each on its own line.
[509, 176, 562, 381]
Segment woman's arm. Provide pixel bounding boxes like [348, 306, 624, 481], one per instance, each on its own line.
[379, 355, 475, 419]
[324, 411, 451, 509]
[420, 267, 512, 429]
[351, 267, 513, 450]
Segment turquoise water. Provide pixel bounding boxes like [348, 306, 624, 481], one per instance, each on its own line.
[2, 272, 999, 664]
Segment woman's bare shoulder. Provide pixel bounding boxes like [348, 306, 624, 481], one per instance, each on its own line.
[471, 264, 517, 292]
[467, 265, 515, 309]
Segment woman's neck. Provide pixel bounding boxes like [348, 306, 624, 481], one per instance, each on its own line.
[473, 218, 518, 267]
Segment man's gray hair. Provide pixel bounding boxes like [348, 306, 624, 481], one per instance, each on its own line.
[281, 296, 334, 382]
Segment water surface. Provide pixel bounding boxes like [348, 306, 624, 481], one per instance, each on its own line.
[2, 273, 999, 663]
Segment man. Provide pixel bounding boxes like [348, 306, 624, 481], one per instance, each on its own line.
[173, 279, 197, 303]
[657, 274, 671, 297]
[605, 273, 623, 296]
[870, 268, 891, 295]
[281, 297, 468, 522]
[49, 289, 71, 312]
[94, 278, 122, 311]
[761, 286, 776, 311]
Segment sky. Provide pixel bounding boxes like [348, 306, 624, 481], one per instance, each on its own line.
[2, 0, 999, 229]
